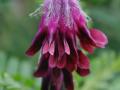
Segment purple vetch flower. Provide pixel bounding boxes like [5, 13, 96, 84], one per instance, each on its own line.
[26, 0, 108, 90]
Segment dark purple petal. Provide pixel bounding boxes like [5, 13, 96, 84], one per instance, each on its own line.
[90, 29, 108, 48]
[54, 40, 59, 58]
[78, 26, 96, 53]
[50, 85, 56, 90]
[54, 30, 65, 58]
[63, 69, 74, 90]
[34, 53, 49, 77]
[78, 50, 90, 69]
[26, 28, 48, 56]
[58, 35, 65, 59]
[57, 54, 67, 69]
[66, 54, 78, 72]
[80, 40, 95, 54]
[41, 75, 50, 90]
[49, 55, 57, 68]
[51, 68, 63, 90]
[65, 31, 77, 55]
[77, 67, 90, 77]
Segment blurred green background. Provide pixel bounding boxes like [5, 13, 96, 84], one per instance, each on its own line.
[0, 0, 120, 90]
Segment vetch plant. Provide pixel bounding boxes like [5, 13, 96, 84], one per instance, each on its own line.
[26, 0, 108, 90]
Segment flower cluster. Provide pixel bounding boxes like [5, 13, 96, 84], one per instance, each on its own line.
[26, 0, 108, 90]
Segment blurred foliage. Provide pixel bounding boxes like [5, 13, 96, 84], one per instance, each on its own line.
[0, 51, 40, 90]
[0, 50, 120, 90]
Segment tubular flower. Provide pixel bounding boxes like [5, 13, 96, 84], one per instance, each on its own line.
[26, 0, 108, 90]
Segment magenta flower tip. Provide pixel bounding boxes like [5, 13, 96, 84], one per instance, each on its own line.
[90, 29, 108, 48]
